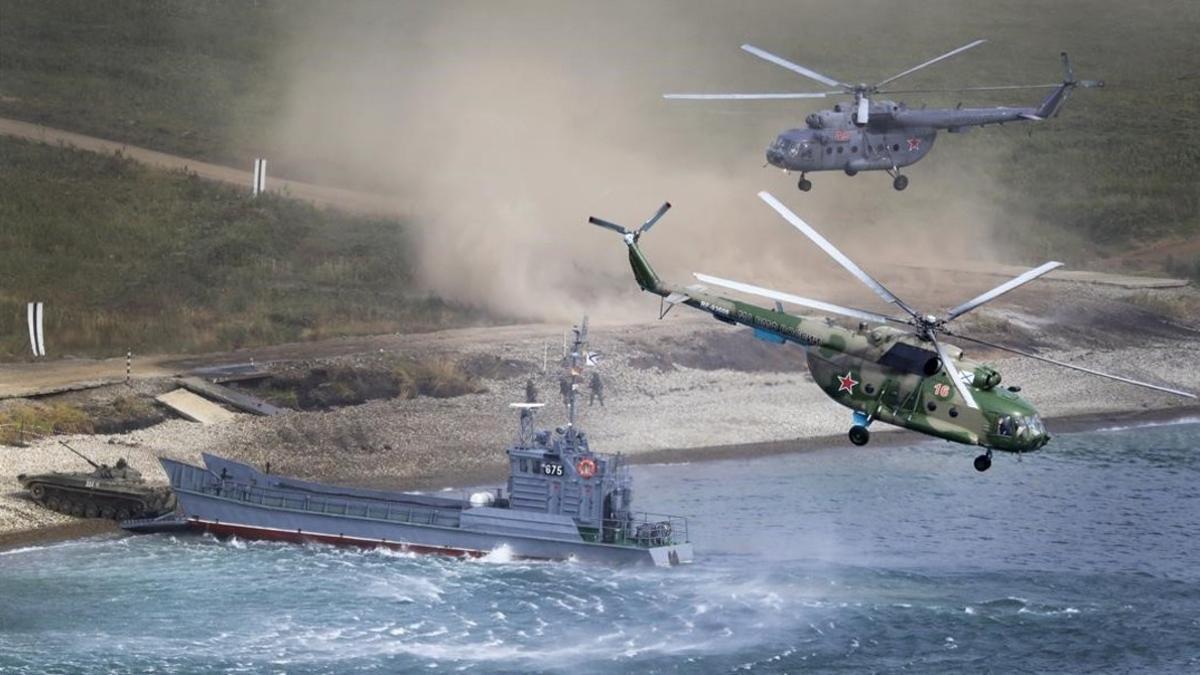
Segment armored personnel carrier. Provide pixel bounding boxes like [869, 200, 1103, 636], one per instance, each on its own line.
[18, 443, 175, 520]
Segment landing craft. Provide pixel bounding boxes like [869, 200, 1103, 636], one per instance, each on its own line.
[587, 194, 1194, 471]
[665, 41, 1102, 191]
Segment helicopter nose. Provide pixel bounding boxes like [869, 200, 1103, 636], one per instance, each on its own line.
[765, 147, 783, 167]
[1018, 429, 1050, 453]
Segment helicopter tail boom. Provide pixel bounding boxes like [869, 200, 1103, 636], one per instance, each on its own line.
[587, 204, 670, 294]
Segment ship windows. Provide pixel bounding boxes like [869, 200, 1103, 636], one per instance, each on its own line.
[826, 147, 833, 155]
[851, 145, 858, 153]
[519, 459, 529, 473]
[836, 146, 843, 154]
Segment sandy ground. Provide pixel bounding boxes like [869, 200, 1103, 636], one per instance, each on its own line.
[3, 283, 1198, 545]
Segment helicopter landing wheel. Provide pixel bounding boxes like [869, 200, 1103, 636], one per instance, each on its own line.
[848, 425, 870, 446]
[797, 177, 813, 192]
[892, 174, 909, 191]
[973, 452, 993, 472]
[845, 169, 858, 177]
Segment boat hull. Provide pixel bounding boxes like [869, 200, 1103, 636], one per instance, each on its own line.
[140, 457, 693, 567]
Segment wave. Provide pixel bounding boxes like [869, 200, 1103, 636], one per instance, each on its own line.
[1094, 417, 1200, 433]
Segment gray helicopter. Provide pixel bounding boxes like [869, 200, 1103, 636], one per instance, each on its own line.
[665, 40, 1103, 191]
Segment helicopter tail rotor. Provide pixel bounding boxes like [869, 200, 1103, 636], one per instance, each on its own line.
[588, 202, 672, 243]
[1060, 52, 1104, 89]
[1029, 52, 1104, 118]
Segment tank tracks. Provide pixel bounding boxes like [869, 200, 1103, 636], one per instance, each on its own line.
[25, 482, 176, 521]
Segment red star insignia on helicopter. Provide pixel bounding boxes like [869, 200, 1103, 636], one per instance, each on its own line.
[837, 372, 858, 393]
[907, 137, 922, 151]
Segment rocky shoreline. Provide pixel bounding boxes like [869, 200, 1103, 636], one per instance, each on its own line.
[3, 277, 1198, 549]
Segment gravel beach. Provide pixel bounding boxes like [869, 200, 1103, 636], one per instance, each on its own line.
[3, 281, 1198, 546]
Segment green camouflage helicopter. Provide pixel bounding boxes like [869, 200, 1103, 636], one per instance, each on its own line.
[588, 192, 1196, 471]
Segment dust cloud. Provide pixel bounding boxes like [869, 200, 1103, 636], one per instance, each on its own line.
[269, 1, 1018, 322]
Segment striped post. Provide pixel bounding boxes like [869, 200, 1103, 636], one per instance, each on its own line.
[252, 158, 267, 196]
[126, 350, 132, 386]
[27, 302, 45, 357]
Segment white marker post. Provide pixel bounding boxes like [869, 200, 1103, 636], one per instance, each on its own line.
[26, 302, 45, 357]
[252, 158, 267, 196]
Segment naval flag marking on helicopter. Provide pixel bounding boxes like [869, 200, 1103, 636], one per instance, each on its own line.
[837, 371, 858, 393]
[907, 137, 922, 151]
[27, 302, 45, 357]
[832, 130, 852, 142]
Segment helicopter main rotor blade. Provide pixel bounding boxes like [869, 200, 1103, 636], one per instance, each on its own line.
[879, 83, 1061, 94]
[948, 334, 1198, 399]
[740, 44, 851, 89]
[757, 192, 924, 322]
[930, 334, 980, 410]
[943, 261, 1063, 322]
[693, 273, 906, 326]
[640, 202, 672, 234]
[873, 39, 988, 90]
[663, 92, 837, 100]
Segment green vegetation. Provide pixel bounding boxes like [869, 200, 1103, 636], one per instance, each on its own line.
[254, 359, 485, 411]
[0, 402, 93, 445]
[0, 0, 287, 168]
[1122, 290, 1200, 323]
[0, 136, 484, 358]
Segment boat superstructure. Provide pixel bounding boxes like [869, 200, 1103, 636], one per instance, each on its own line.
[126, 318, 693, 566]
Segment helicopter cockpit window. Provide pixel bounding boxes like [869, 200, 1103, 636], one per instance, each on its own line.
[996, 416, 1014, 437]
[996, 414, 1044, 439]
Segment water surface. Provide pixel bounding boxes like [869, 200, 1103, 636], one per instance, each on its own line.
[2, 423, 1198, 673]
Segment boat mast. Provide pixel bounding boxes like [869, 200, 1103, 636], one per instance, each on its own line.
[565, 316, 589, 433]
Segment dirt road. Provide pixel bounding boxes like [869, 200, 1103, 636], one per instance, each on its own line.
[0, 321, 566, 399]
[0, 118, 401, 216]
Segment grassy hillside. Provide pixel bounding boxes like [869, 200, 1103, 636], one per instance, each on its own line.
[0, 0, 284, 169]
[0, 136, 483, 359]
[1, 0, 1196, 275]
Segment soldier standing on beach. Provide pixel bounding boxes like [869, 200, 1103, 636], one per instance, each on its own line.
[589, 372, 604, 407]
[559, 374, 571, 405]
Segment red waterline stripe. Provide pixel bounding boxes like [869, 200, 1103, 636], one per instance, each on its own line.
[187, 518, 554, 561]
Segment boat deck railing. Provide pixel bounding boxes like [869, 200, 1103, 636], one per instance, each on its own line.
[587, 511, 689, 547]
[199, 481, 462, 528]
